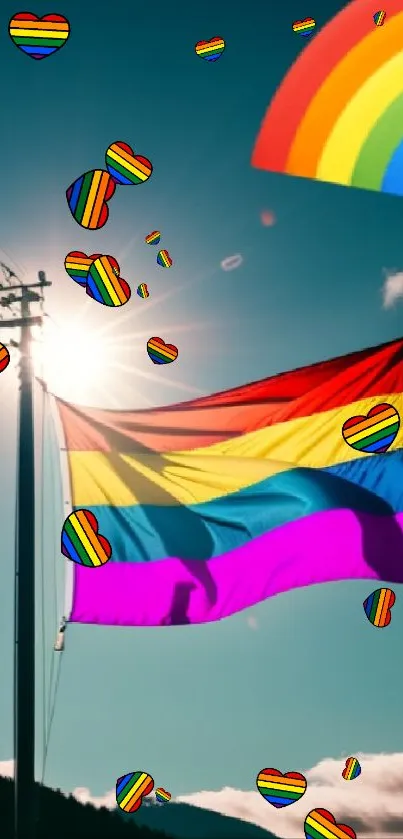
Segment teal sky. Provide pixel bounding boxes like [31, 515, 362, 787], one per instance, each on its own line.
[0, 0, 402, 808]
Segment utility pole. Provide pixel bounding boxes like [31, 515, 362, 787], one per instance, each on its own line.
[0, 266, 51, 839]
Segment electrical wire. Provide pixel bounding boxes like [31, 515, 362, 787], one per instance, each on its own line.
[41, 651, 64, 784]
[40, 386, 65, 786]
[45, 391, 57, 742]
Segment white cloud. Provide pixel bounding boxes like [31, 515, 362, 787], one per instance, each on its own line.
[382, 271, 403, 309]
[0, 760, 13, 778]
[177, 753, 403, 838]
[220, 254, 243, 272]
[72, 786, 157, 810]
[73, 786, 116, 809]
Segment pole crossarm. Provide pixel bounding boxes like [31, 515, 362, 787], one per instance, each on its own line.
[1, 316, 43, 328]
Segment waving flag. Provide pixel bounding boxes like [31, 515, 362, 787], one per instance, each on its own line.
[55, 337, 403, 627]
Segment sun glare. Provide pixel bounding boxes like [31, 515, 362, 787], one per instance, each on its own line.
[32, 319, 108, 402]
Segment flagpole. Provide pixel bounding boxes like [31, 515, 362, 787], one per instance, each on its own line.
[0, 270, 51, 839]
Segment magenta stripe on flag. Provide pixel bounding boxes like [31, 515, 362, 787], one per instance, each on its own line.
[69, 508, 403, 626]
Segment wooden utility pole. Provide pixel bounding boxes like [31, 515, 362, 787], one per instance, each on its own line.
[0, 268, 51, 839]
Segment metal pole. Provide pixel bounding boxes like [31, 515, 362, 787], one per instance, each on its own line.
[14, 285, 36, 839]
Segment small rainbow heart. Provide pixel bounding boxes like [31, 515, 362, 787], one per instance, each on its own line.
[145, 230, 161, 245]
[256, 768, 307, 808]
[363, 587, 396, 627]
[137, 283, 149, 298]
[373, 10, 386, 25]
[342, 757, 361, 781]
[116, 772, 154, 813]
[61, 509, 112, 567]
[147, 337, 178, 365]
[292, 17, 316, 35]
[155, 788, 171, 803]
[195, 36, 225, 61]
[342, 403, 400, 453]
[157, 249, 173, 267]
[304, 808, 356, 839]
[9, 12, 70, 59]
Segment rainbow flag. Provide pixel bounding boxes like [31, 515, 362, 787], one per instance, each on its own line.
[55, 337, 403, 627]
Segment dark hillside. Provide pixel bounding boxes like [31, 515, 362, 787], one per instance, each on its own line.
[0, 776, 169, 839]
[0, 776, 279, 839]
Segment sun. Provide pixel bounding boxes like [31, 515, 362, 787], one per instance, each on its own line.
[31, 318, 109, 402]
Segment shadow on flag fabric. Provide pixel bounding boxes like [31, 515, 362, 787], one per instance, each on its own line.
[54, 337, 403, 626]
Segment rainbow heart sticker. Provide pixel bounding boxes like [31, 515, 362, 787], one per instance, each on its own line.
[105, 141, 153, 185]
[66, 169, 116, 230]
[342, 757, 361, 780]
[0, 342, 11, 374]
[61, 509, 112, 567]
[304, 808, 356, 839]
[363, 587, 396, 627]
[64, 251, 102, 287]
[342, 403, 400, 453]
[373, 10, 386, 26]
[157, 249, 173, 267]
[155, 788, 171, 803]
[147, 337, 178, 365]
[137, 283, 149, 298]
[292, 18, 316, 36]
[256, 768, 307, 808]
[145, 230, 161, 245]
[86, 256, 131, 307]
[116, 772, 154, 813]
[9, 12, 70, 59]
[195, 36, 225, 61]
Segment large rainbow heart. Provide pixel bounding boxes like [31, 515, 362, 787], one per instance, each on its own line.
[64, 251, 102, 287]
[61, 510, 112, 567]
[342, 403, 400, 453]
[9, 12, 70, 59]
[105, 141, 153, 185]
[116, 772, 154, 813]
[252, 0, 403, 198]
[256, 768, 307, 808]
[86, 256, 131, 307]
[66, 170, 116, 230]
[304, 808, 356, 839]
